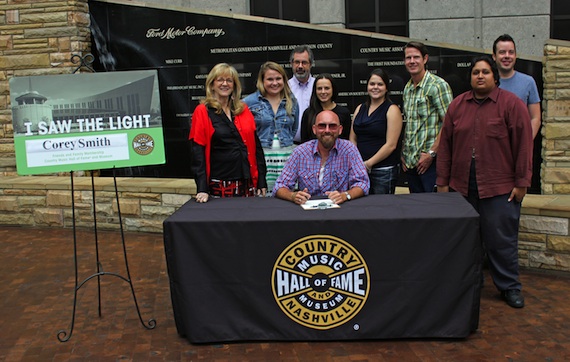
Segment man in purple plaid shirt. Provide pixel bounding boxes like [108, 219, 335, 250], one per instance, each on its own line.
[274, 110, 370, 205]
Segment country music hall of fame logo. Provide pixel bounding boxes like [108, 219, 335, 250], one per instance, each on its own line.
[271, 235, 370, 330]
[132, 133, 155, 155]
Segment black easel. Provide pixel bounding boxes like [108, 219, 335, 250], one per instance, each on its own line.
[57, 54, 156, 342]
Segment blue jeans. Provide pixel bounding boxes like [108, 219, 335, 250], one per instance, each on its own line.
[369, 165, 399, 194]
[406, 162, 437, 193]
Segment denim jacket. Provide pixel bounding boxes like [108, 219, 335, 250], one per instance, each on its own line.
[243, 90, 299, 149]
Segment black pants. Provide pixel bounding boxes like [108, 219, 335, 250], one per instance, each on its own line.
[466, 160, 522, 291]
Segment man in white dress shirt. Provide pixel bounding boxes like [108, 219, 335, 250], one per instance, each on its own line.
[288, 44, 316, 144]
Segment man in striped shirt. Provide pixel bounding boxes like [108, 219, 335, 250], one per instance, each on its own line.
[402, 41, 453, 193]
[274, 110, 369, 205]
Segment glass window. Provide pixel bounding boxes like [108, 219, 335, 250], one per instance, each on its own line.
[552, 19, 570, 40]
[251, 0, 279, 19]
[379, 1, 407, 22]
[551, 0, 570, 40]
[250, 0, 309, 22]
[552, 0, 570, 13]
[283, 0, 309, 22]
[347, 0, 376, 23]
[346, 0, 408, 36]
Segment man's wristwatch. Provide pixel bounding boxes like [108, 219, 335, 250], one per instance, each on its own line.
[428, 150, 437, 158]
[344, 192, 351, 201]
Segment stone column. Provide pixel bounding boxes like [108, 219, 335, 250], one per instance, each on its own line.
[310, 0, 345, 28]
[542, 39, 570, 194]
[0, 0, 91, 175]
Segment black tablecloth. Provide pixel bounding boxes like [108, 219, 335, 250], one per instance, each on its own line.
[163, 192, 481, 343]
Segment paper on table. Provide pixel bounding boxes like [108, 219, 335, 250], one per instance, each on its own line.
[300, 199, 340, 210]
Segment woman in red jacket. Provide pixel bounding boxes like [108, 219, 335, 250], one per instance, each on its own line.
[189, 63, 267, 202]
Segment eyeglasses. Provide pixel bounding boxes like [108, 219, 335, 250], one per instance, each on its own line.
[293, 60, 310, 66]
[316, 123, 340, 131]
[215, 78, 234, 84]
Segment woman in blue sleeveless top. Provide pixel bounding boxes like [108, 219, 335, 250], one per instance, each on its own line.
[350, 68, 403, 194]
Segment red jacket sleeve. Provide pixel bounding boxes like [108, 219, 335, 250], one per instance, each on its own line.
[189, 104, 214, 184]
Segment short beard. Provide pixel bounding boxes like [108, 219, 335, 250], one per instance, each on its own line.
[319, 135, 335, 150]
[294, 71, 309, 82]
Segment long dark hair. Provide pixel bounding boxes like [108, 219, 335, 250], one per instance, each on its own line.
[365, 68, 391, 107]
[304, 73, 338, 138]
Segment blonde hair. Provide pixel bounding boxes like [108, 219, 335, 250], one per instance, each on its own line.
[256, 61, 295, 115]
[203, 63, 245, 115]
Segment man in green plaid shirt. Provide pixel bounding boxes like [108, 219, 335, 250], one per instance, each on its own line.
[402, 41, 453, 193]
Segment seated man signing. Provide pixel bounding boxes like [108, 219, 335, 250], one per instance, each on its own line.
[274, 110, 370, 204]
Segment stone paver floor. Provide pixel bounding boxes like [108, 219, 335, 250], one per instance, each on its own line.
[2, 226, 570, 361]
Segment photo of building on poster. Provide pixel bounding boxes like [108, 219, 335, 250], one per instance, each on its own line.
[9, 70, 165, 175]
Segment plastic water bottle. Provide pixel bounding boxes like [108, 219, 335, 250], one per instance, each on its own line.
[272, 133, 280, 149]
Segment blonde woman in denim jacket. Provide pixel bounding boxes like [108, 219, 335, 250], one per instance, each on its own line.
[243, 61, 299, 194]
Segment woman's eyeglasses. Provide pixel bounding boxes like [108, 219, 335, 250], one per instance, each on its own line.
[215, 78, 234, 84]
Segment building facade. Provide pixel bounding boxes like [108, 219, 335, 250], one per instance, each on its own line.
[137, 0, 563, 58]
[0, 0, 569, 272]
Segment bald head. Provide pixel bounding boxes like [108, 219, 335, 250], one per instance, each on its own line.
[313, 110, 342, 150]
